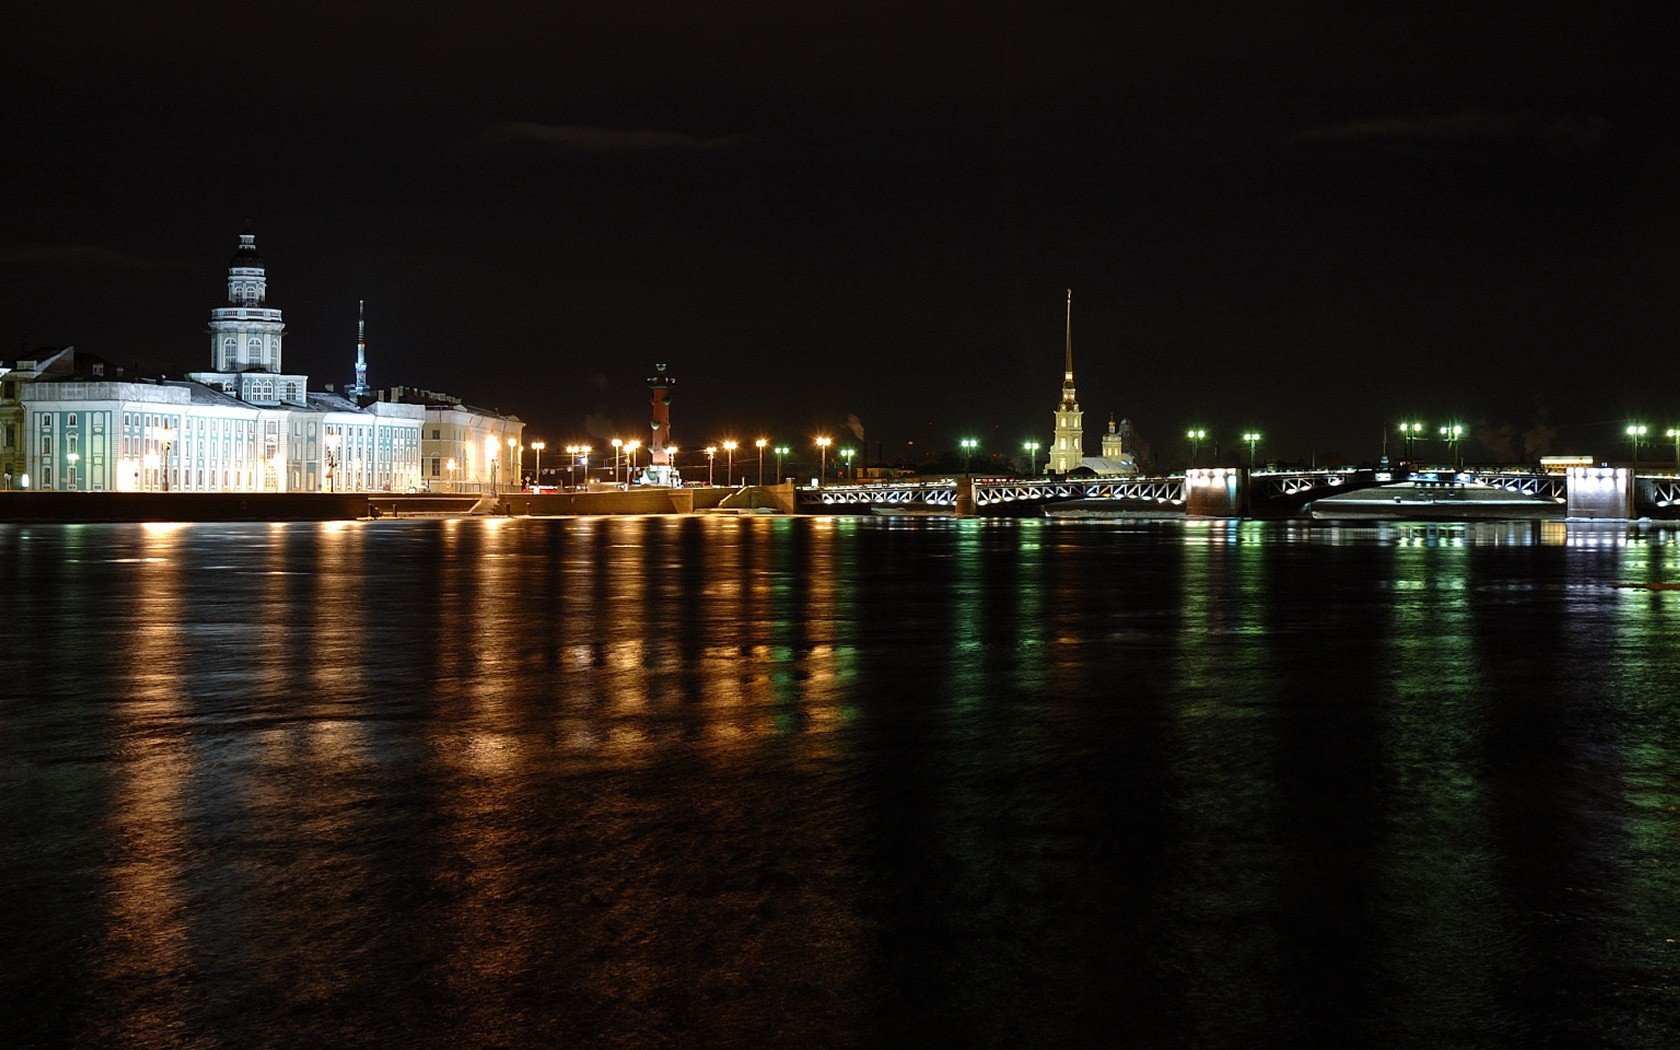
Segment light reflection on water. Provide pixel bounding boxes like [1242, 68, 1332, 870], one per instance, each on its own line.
[3, 516, 1680, 1045]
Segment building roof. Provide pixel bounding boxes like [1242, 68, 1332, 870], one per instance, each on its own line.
[229, 229, 263, 269]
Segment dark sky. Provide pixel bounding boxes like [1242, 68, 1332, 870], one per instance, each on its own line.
[2, 3, 1674, 466]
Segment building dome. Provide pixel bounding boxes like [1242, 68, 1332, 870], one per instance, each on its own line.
[228, 228, 263, 269]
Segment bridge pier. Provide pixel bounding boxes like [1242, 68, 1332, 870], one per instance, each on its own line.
[955, 475, 976, 517]
[1566, 466, 1633, 519]
[1185, 467, 1248, 518]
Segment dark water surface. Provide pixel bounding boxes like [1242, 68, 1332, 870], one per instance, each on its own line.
[4, 516, 1680, 1046]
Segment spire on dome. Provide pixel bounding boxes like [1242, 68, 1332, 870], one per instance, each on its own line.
[1061, 289, 1077, 406]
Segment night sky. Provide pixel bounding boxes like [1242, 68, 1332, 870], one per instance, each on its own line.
[3, 3, 1674, 467]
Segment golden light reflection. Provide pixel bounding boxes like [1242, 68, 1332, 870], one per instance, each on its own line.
[102, 523, 191, 1042]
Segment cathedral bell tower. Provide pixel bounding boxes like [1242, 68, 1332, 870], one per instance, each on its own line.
[208, 226, 285, 372]
[1048, 289, 1083, 474]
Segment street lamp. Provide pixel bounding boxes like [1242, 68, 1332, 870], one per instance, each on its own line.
[959, 437, 978, 473]
[1241, 431, 1261, 467]
[578, 444, 592, 485]
[1439, 424, 1464, 469]
[755, 437, 768, 486]
[839, 447, 856, 478]
[1627, 423, 1648, 470]
[624, 439, 641, 483]
[530, 440, 545, 489]
[1186, 428, 1207, 467]
[1398, 421, 1425, 460]
[446, 457, 457, 492]
[564, 444, 579, 488]
[705, 445, 717, 486]
[815, 435, 832, 482]
[1667, 428, 1680, 467]
[1023, 440, 1041, 474]
[774, 445, 789, 483]
[611, 437, 623, 483]
[66, 451, 80, 491]
[722, 439, 738, 487]
[147, 423, 176, 491]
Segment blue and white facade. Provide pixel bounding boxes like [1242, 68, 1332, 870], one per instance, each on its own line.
[22, 230, 423, 492]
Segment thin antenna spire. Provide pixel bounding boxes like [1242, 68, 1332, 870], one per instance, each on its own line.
[350, 298, 369, 398]
[1064, 289, 1073, 382]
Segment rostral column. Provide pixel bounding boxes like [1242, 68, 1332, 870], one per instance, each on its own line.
[648, 363, 674, 467]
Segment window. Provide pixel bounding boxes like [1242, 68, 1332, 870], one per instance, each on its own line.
[68, 414, 78, 427]
[2, 425, 12, 448]
[1, 381, 13, 399]
[431, 429, 440, 440]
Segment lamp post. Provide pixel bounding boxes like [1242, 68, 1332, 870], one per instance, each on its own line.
[611, 438, 623, 483]
[66, 451, 80, 491]
[705, 445, 716, 486]
[1439, 424, 1464, 469]
[815, 435, 832, 483]
[722, 439, 738, 487]
[839, 447, 856, 478]
[774, 445, 789, 483]
[1627, 424, 1648, 471]
[578, 444, 592, 486]
[1667, 428, 1680, 467]
[147, 423, 176, 491]
[530, 440, 545, 489]
[625, 439, 641, 483]
[1023, 440, 1041, 474]
[960, 437, 978, 473]
[755, 437, 768, 486]
[1241, 431, 1261, 467]
[446, 457, 457, 492]
[1186, 428, 1207, 467]
[1398, 421, 1425, 461]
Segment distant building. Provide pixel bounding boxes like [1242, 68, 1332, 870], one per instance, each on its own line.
[20, 229, 423, 492]
[1079, 416, 1137, 476]
[1, 347, 75, 488]
[1048, 290, 1083, 474]
[375, 386, 522, 493]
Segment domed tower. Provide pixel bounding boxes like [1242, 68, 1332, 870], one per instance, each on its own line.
[208, 226, 285, 372]
[1047, 289, 1083, 473]
[1102, 416, 1125, 458]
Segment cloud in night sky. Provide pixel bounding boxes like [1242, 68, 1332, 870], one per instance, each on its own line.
[475, 122, 749, 154]
[0, 243, 186, 271]
[1291, 107, 1606, 153]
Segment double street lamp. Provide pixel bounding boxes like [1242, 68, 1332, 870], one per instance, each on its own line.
[1627, 423, 1648, 470]
[1439, 424, 1464, 469]
[755, 438, 768, 486]
[530, 440, 545, 488]
[1023, 439, 1041, 474]
[1186, 428, 1208, 467]
[839, 447, 856, 478]
[1241, 431, 1262, 467]
[960, 437, 978, 473]
[705, 445, 717, 486]
[1667, 427, 1680, 467]
[1398, 421, 1425, 460]
[722, 439, 738, 486]
[774, 445, 790, 483]
[815, 435, 832, 482]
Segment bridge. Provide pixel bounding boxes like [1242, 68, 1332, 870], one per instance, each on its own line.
[798, 466, 1674, 520]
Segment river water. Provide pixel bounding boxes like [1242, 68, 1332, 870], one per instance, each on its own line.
[3, 516, 1680, 1046]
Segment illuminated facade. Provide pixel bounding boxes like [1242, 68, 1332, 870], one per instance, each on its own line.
[378, 386, 523, 493]
[20, 230, 423, 492]
[1048, 290, 1083, 474]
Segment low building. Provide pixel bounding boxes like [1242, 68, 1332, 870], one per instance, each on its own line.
[375, 386, 523, 493]
[1079, 416, 1138, 476]
[1, 347, 75, 488]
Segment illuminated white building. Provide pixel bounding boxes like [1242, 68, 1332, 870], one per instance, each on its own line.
[1080, 416, 1137, 476]
[21, 230, 423, 492]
